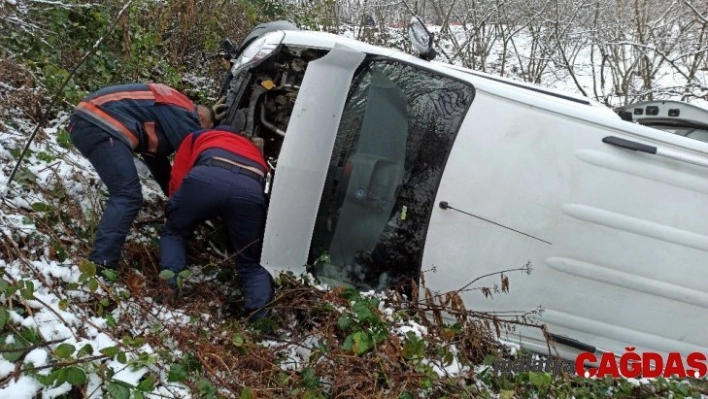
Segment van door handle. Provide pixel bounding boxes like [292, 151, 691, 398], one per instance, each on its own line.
[547, 332, 597, 354]
[602, 136, 657, 154]
[603, 135, 708, 169]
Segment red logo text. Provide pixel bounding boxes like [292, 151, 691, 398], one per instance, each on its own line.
[576, 348, 707, 379]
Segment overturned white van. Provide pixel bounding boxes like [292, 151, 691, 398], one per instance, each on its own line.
[216, 19, 708, 363]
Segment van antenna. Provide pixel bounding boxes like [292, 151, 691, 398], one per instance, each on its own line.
[439, 201, 552, 245]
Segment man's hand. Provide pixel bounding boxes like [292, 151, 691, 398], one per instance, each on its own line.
[212, 96, 228, 122]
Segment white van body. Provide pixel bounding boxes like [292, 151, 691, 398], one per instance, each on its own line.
[222, 28, 708, 362]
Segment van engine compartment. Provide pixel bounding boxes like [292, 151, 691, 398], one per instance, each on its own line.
[220, 46, 328, 175]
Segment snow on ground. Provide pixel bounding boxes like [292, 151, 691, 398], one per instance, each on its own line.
[0, 109, 196, 397]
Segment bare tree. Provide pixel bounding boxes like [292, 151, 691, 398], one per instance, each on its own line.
[281, 0, 708, 106]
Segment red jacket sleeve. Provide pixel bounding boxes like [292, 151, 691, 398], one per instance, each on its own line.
[169, 133, 195, 196]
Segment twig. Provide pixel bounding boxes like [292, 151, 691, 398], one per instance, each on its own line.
[20, 355, 107, 372]
[424, 262, 532, 300]
[28, 295, 78, 340]
[0, 337, 67, 353]
[133, 217, 164, 227]
[36, 161, 61, 174]
[195, 350, 244, 393]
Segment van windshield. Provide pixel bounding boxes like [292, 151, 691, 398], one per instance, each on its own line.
[308, 59, 475, 292]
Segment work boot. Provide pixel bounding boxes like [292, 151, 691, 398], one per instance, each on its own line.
[154, 282, 181, 306]
[245, 274, 276, 323]
[154, 271, 181, 306]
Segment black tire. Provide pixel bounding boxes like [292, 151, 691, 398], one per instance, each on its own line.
[223, 71, 249, 130]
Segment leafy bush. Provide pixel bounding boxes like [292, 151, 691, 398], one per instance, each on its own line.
[0, 0, 260, 115]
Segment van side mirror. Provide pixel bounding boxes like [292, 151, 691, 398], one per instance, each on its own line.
[617, 111, 633, 122]
[408, 16, 437, 61]
[221, 39, 238, 60]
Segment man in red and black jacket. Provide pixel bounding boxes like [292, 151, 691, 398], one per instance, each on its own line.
[67, 83, 215, 271]
[160, 125, 273, 321]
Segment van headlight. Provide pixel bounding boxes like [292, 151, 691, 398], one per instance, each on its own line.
[231, 31, 285, 72]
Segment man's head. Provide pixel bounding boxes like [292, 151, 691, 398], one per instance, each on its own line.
[197, 105, 215, 129]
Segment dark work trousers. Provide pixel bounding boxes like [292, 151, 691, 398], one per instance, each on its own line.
[159, 163, 273, 320]
[69, 119, 143, 269]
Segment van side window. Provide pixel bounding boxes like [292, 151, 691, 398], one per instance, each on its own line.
[309, 60, 475, 292]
